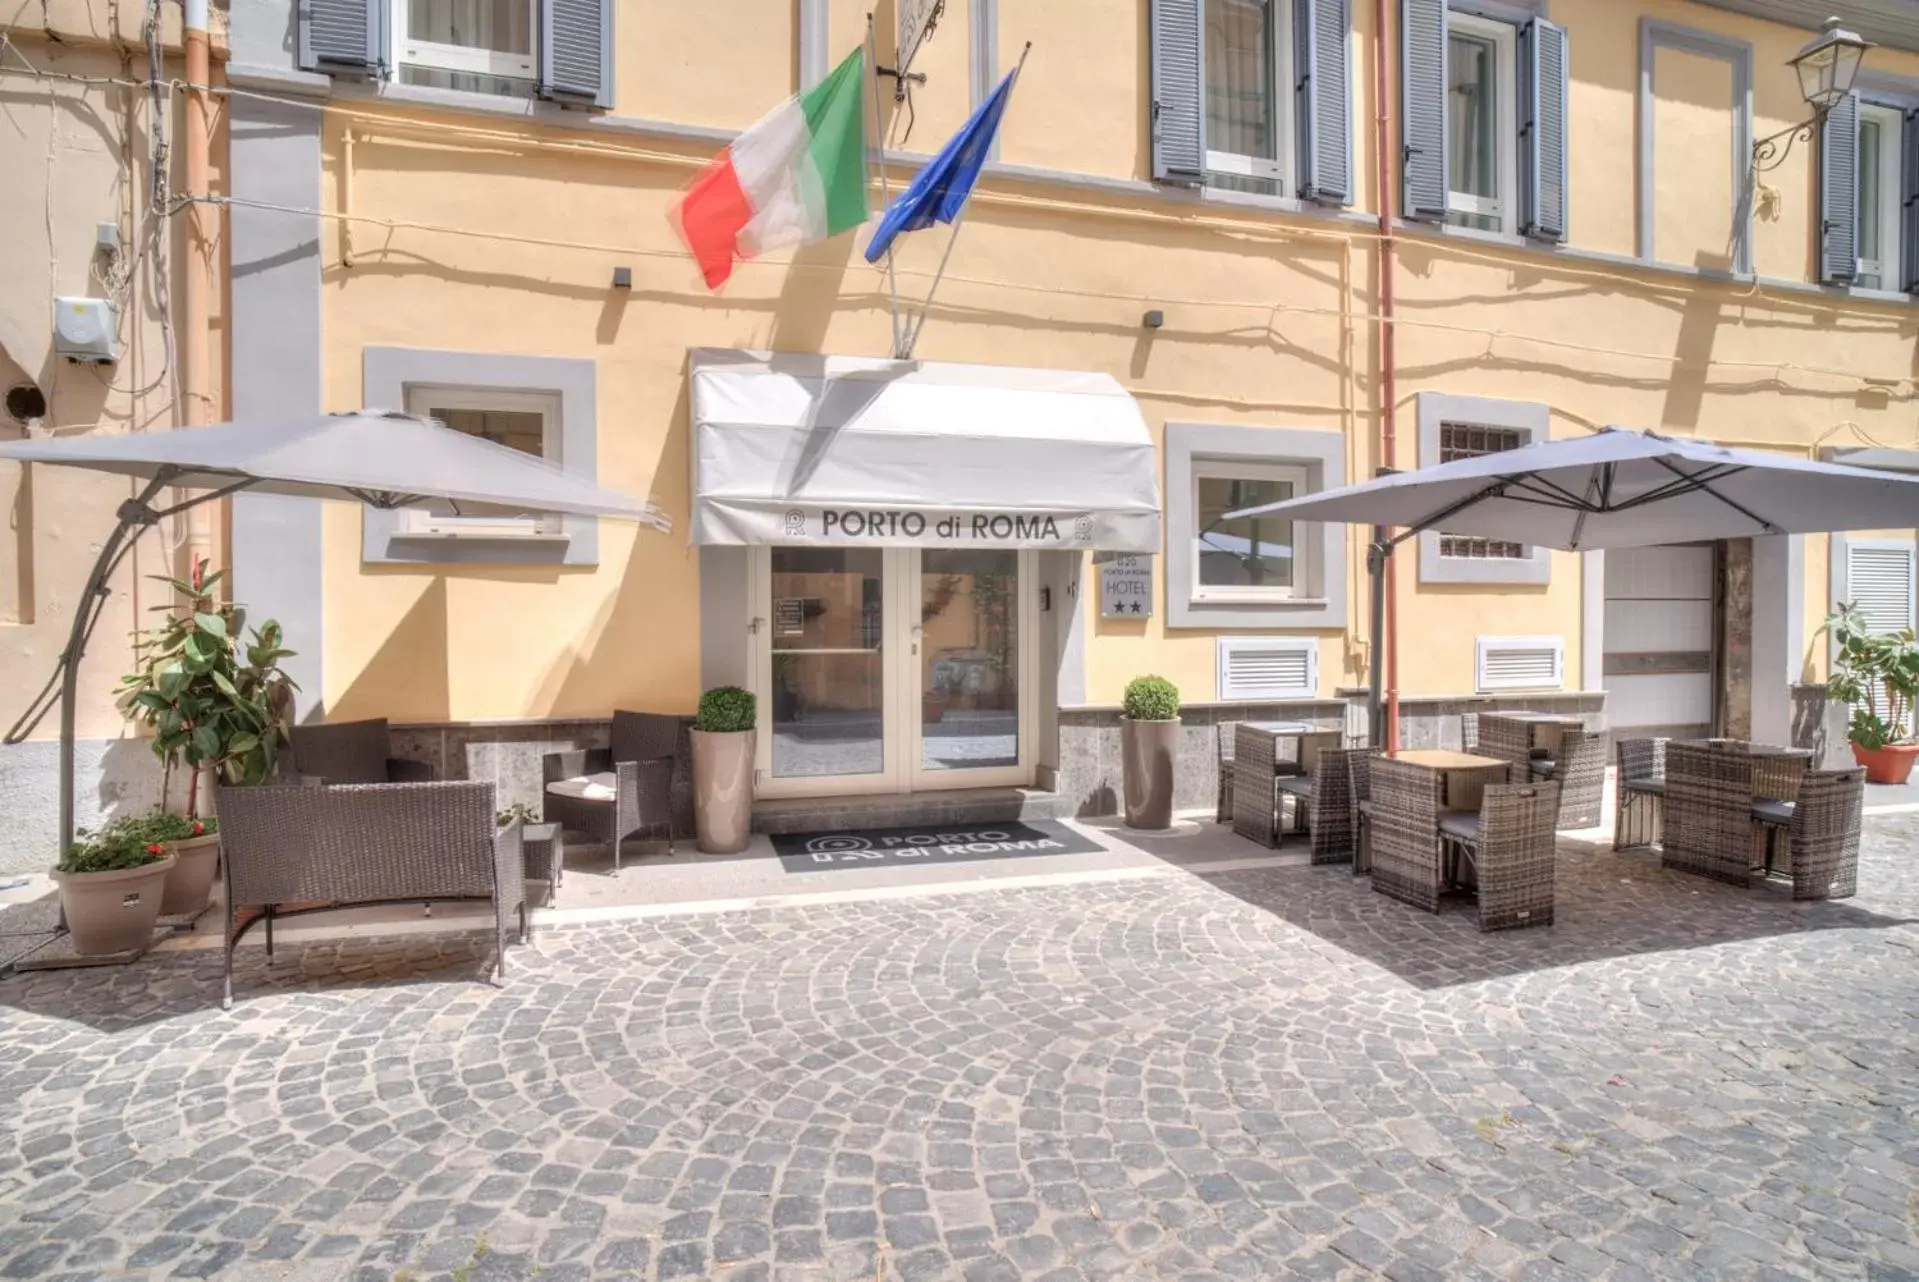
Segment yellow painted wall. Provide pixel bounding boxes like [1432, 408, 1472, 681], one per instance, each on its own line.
[312, 0, 1919, 720]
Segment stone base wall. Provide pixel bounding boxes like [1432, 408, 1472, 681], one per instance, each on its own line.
[1371, 691, 1609, 751]
[1790, 684, 1854, 769]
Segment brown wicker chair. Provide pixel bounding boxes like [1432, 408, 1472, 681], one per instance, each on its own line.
[288, 718, 434, 784]
[1215, 721, 1238, 824]
[1752, 766, 1865, 901]
[541, 711, 679, 870]
[1439, 782, 1560, 931]
[1274, 745, 1371, 865]
[1532, 726, 1605, 829]
[216, 781, 526, 1009]
[1350, 750, 1378, 875]
[1613, 736, 1667, 851]
[1368, 757, 1446, 912]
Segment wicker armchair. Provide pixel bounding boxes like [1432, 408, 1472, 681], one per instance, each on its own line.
[1276, 745, 1371, 866]
[1532, 727, 1605, 829]
[1368, 757, 1446, 912]
[1440, 782, 1560, 932]
[1662, 742, 1757, 886]
[1752, 767, 1865, 901]
[1350, 750, 1378, 876]
[1214, 721, 1238, 824]
[288, 718, 434, 785]
[216, 781, 526, 1009]
[1613, 737, 1667, 850]
[541, 711, 678, 870]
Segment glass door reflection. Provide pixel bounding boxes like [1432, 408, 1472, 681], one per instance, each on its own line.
[769, 548, 886, 779]
[918, 549, 1019, 772]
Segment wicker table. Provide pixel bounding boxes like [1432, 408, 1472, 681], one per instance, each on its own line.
[522, 822, 564, 907]
[1230, 722, 1344, 848]
[1661, 739, 1810, 886]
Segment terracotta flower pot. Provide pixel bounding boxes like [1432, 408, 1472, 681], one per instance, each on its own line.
[52, 853, 175, 956]
[160, 831, 222, 915]
[691, 728, 756, 855]
[1850, 740, 1919, 785]
[1122, 716, 1181, 830]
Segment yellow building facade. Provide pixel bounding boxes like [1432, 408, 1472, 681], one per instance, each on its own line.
[5, 0, 1918, 858]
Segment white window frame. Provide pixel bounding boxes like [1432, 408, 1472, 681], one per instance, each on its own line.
[1446, 11, 1519, 236]
[1475, 634, 1566, 693]
[1203, 0, 1295, 195]
[391, 0, 538, 81]
[1191, 458, 1312, 604]
[1857, 101, 1904, 290]
[1218, 635, 1319, 701]
[401, 385, 563, 538]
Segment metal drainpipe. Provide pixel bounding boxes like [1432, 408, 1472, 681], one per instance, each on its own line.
[182, 0, 217, 585]
[1373, 0, 1400, 752]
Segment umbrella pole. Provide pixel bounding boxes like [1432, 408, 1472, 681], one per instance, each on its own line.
[1367, 535, 1391, 752]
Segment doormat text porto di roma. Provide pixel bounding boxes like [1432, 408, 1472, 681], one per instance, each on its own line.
[772, 820, 1102, 872]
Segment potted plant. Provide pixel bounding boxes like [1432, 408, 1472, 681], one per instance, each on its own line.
[691, 686, 756, 854]
[1823, 602, 1919, 784]
[52, 822, 176, 955]
[1121, 675, 1181, 830]
[118, 558, 298, 914]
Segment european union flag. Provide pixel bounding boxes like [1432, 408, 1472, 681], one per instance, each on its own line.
[864, 64, 1021, 263]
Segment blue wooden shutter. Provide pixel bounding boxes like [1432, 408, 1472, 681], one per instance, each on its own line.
[1518, 16, 1567, 241]
[298, 0, 385, 76]
[1820, 93, 1859, 285]
[1902, 107, 1919, 292]
[1150, 0, 1207, 185]
[1400, 0, 1448, 219]
[1294, 0, 1353, 205]
[540, 0, 613, 108]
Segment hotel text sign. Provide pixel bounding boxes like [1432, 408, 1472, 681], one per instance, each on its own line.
[779, 506, 1097, 546]
[1099, 555, 1153, 618]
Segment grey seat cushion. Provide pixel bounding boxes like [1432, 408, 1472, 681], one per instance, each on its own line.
[1356, 799, 1376, 816]
[1530, 759, 1559, 779]
[1275, 775, 1315, 799]
[1751, 798, 1795, 826]
[1623, 775, 1667, 795]
[1437, 812, 1482, 843]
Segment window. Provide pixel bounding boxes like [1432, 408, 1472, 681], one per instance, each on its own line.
[1857, 102, 1903, 290]
[1846, 539, 1917, 636]
[1436, 423, 1525, 559]
[1205, 0, 1291, 195]
[1193, 461, 1309, 600]
[393, 0, 537, 97]
[401, 385, 562, 537]
[1446, 12, 1517, 234]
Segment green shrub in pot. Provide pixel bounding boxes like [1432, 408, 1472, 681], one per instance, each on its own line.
[1123, 675, 1180, 722]
[696, 685, 757, 734]
[692, 686, 757, 854]
[1120, 676, 1181, 829]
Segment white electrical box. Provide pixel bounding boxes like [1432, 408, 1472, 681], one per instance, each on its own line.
[54, 297, 118, 364]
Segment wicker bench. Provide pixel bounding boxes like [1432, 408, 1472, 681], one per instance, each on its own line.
[216, 781, 527, 1009]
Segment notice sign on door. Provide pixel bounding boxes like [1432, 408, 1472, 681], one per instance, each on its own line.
[773, 598, 808, 637]
[1100, 555, 1153, 618]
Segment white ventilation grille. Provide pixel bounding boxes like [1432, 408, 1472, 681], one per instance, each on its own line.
[1476, 635, 1565, 692]
[1847, 541, 1917, 636]
[1218, 637, 1318, 701]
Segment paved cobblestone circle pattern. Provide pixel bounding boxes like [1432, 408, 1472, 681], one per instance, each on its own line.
[2, 818, 1916, 1281]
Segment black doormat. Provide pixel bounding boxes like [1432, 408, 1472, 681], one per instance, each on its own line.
[772, 819, 1103, 871]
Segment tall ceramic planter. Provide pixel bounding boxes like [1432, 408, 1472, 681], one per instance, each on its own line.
[52, 854, 175, 955]
[160, 832, 221, 915]
[1122, 717, 1181, 830]
[692, 729, 756, 854]
[1851, 740, 1918, 785]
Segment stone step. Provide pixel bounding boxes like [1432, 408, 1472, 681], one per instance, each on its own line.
[751, 787, 1072, 835]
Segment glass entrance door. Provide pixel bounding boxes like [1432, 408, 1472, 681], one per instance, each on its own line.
[912, 549, 1026, 787]
[753, 546, 1034, 798]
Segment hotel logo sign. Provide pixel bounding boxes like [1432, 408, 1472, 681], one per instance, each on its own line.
[772, 505, 1099, 546]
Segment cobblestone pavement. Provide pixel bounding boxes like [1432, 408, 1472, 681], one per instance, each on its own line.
[2, 819, 1916, 1282]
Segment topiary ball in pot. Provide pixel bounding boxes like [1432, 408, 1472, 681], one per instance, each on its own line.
[1123, 675, 1180, 722]
[1120, 676, 1181, 829]
[692, 686, 757, 854]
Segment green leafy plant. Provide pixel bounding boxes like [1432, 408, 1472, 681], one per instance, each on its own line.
[697, 686, 756, 734]
[113, 811, 215, 845]
[1822, 602, 1918, 749]
[496, 802, 538, 829]
[118, 557, 299, 817]
[1123, 675, 1180, 721]
[59, 824, 168, 875]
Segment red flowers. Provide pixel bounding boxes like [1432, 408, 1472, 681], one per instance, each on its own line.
[146, 843, 163, 855]
[191, 821, 204, 836]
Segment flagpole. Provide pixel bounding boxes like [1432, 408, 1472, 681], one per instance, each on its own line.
[866, 13, 906, 357]
[902, 41, 1030, 359]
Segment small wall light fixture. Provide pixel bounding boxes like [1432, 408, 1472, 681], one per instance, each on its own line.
[1142, 309, 1164, 329]
[611, 266, 633, 289]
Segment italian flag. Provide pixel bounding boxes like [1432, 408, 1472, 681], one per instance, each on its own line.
[673, 48, 869, 290]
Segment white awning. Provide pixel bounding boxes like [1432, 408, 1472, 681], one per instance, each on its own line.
[689, 349, 1162, 552]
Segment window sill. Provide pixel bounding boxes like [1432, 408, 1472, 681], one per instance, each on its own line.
[389, 531, 571, 545]
[1191, 596, 1328, 608]
[1846, 284, 1915, 304]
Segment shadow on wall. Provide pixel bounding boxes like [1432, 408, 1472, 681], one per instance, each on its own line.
[330, 576, 452, 723]
[0, 736, 162, 877]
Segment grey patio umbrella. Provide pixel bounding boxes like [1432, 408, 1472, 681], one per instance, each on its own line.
[0, 410, 671, 861]
[1225, 427, 1919, 744]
